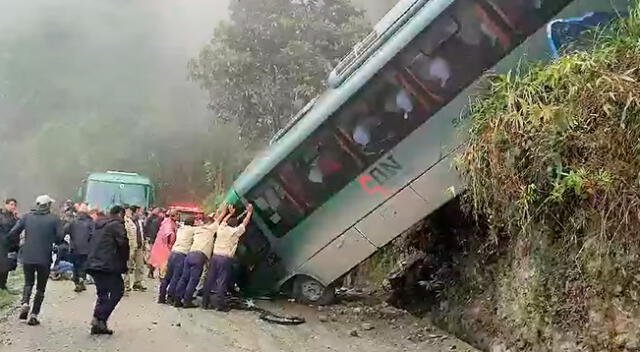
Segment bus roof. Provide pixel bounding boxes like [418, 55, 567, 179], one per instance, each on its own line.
[88, 172, 152, 186]
[232, 0, 453, 195]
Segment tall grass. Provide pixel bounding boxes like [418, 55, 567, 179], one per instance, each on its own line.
[457, 3, 640, 350]
[0, 270, 23, 315]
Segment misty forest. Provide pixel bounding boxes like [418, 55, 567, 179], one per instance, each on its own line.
[0, 0, 382, 206]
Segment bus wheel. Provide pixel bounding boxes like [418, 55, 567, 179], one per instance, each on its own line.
[292, 276, 335, 306]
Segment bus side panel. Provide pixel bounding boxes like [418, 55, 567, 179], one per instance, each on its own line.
[355, 184, 432, 248]
[356, 155, 462, 248]
[409, 155, 464, 207]
[271, 184, 375, 270]
[296, 227, 377, 286]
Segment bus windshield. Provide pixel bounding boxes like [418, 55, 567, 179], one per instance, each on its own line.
[86, 181, 148, 209]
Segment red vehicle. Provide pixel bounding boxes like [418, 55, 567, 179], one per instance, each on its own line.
[167, 205, 205, 224]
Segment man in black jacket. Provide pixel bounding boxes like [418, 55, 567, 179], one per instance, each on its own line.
[86, 205, 129, 335]
[0, 198, 19, 291]
[8, 195, 63, 326]
[65, 204, 94, 293]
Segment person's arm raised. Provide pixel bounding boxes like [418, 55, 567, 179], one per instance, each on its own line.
[222, 204, 236, 225]
[241, 204, 254, 228]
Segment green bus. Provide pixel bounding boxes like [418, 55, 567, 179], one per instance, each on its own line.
[227, 0, 630, 304]
[80, 171, 155, 211]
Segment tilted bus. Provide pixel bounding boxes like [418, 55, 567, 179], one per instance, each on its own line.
[225, 0, 630, 304]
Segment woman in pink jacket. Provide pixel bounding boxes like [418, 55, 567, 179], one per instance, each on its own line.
[148, 211, 178, 278]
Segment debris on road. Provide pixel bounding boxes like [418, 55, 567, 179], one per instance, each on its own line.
[361, 322, 374, 331]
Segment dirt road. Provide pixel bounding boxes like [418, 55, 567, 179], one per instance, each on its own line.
[0, 280, 478, 352]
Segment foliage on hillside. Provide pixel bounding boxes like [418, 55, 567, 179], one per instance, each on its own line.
[189, 0, 368, 144]
[454, 5, 640, 350]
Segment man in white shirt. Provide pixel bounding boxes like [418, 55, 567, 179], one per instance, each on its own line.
[158, 216, 196, 304]
[174, 205, 227, 308]
[202, 204, 253, 311]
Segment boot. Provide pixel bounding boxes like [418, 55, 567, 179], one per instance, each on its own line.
[27, 314, 40, 326]
[99, 320, 114, 335]
[132, 282, 147, 292]
[182, 299, 198, 309]
[173, 299, 183, 308]
[157, 296, 166, 304]
[166, 295, 174, 305]
[90, 317, 114, 335]
[74, 282, 84, 293]
[18, 304, 30, 320]
[90, 317, 100, 335]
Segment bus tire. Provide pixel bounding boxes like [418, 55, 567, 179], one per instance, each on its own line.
[292, 276, 335, 306]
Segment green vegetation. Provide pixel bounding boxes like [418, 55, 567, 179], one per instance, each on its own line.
[192, 0, 368, 205]
[0, 271, 23, 315]
[189, 0, 368, 144]
[452, 4, 640, 350]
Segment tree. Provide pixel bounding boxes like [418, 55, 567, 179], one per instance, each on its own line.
[188, 0, 369, 144]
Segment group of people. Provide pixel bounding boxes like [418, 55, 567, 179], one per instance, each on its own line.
[0, 194, 254, 335]
[156, 202, 253, 312]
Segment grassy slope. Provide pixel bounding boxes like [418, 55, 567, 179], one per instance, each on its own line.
[351, 4, 640, 352]
[449, 4, 640, 351]
[0, 270, 23, 316]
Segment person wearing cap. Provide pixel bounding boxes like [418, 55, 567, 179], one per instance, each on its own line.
[8, 195, 64, 326]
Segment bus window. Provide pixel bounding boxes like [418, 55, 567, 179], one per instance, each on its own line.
[248, 178, 305, 237]
[299, 129, 361, 205]
[484, 0, 573, 35]
[401, 0, 514, 101]
[276, 160, 316, 210]
[334, 66, 433, 164]
[251, 129, 362, 237]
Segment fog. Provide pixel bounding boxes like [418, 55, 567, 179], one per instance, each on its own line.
[0, 0, 229, 206]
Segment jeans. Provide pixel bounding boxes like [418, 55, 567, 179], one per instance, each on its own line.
[202, 255, 233, 308]
[22, 264, 51, 315]
[92, 272, 124, 322]
[175, 251, 207, 301]
[159, 252, 186, 300]
[72, 254, 88, 284]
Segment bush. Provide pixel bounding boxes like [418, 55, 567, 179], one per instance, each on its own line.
[457, 4, 640, 350]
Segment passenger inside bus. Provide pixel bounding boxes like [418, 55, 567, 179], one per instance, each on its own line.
[392, 88, 415, 120]
[305, 133, 355, 198]
[277, 160, 315, 210]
